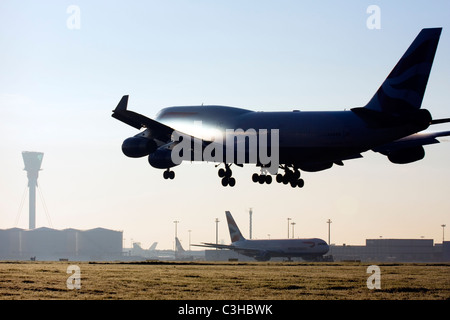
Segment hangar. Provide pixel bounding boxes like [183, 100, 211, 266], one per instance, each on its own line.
[0, 227, 123, 261]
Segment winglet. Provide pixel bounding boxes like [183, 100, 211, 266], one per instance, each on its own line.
[114, 95, 129, 112]
[112, 95, 146, 130]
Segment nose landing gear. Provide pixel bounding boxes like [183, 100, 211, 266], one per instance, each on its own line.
[163, 168, 175, 180]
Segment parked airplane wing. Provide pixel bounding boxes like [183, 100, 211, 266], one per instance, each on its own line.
[193, 242, 235, 250]
[195, 242, 279, 256]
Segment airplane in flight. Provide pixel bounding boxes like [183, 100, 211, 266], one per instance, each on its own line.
[112, 28, 450, 188]
[194, 211, 329, 261]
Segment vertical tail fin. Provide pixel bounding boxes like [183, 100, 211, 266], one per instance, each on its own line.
[175, 237, 185, 253]
[149, 242, 158, 251]
[365, 28, 442, 114]
[225, 211, 246, 243]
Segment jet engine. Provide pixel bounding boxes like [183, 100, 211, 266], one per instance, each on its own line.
[148, 148, 179, 169]
[122, 137, 157, 158]
[387, 146, 425, 164]
[254, 251, 271, 261]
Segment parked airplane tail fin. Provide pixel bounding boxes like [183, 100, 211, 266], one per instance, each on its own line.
[175, 237, 185, 253]
[149, 242, 158, 251]
[364, 28, 442, 115]
[225, 211, 246, 243]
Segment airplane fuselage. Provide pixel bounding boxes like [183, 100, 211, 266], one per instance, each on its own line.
[156, 105, 430, 170]
[231, 238, 329, 261]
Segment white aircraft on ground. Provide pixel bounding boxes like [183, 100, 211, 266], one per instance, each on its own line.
[194, 211, 329, 261]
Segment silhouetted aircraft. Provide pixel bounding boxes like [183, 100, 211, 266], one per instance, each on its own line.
[113, 28, 449, 188]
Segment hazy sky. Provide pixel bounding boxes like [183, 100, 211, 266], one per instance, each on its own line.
[1, 1, 449, 250]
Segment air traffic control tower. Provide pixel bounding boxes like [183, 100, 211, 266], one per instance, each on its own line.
[22, 151, 44, 230]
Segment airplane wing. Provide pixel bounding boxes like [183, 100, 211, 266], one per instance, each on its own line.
[112, 95, 175, 143]
[193, 243, 281, 257]
[193, 243, 236, 250]
[373, 131, 450, 155]
[112, 95, 213, 147]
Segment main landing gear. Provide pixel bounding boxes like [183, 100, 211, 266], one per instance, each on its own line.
[252, 168, 272, 184]
[252, 166, 304, 188]
[276, 166, 304, 188]
[218, 164, 236, 187]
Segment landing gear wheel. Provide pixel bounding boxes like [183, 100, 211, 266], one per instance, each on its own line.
[258, 175, 265, 184]
[276, 174, 283, 183]
[163, 168, 175, 180]
[221, 178, 228, 187]
[163, 169, 175, 180]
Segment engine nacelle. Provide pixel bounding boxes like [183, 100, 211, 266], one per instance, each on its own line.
[299, 162, 333, 172]
[122, 137, 157, 158]
[148, 148, 179, 169]
[254, 251, 271, 261]
[388, 146, 425, 164]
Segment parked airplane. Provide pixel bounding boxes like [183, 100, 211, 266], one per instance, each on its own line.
[175, 237, 194, 261]
[112, 28, 449, 188]
[194, 211, 329, 261]
[148, 242, 158, 251]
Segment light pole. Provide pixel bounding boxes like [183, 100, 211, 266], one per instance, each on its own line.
[442, 224, 446, 243]
[287, 218, 291, 238]
[327, 219, 332, 245]
[249, 208, 253, 240]
[291, 222, 296, 238]
[215, 218, 220, 248]
[188, 229, 192, 251]
[173, 220, 179, 251]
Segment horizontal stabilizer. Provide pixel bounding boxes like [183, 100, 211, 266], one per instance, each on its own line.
[373, 131, 450, 154]
[431, 118, 450, 125]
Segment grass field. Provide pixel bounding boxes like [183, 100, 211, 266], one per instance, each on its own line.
[0, 261, 449, 300]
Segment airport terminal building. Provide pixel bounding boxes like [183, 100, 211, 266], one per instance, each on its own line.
[329, 239, 449, 262]
[0, 227, 123, 261]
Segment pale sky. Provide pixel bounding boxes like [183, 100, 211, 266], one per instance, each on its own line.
[1, 1, 449, 250]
